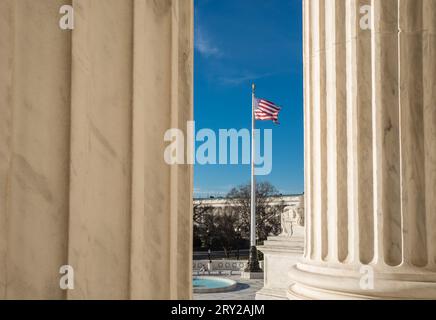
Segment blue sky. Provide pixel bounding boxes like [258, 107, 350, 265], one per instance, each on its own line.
[194, 0, 303, 198]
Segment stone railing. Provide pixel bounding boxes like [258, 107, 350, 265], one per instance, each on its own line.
[193, 260, 264, 275]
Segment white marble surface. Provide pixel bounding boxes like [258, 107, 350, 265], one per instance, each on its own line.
[256, 227, 304, 300]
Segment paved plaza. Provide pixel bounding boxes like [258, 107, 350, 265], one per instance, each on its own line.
[193, 275, 264, 300]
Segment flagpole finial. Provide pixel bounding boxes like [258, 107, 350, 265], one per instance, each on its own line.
[252, 83, 256, 92]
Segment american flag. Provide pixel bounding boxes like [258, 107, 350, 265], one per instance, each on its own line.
[254, 98, 282, 124]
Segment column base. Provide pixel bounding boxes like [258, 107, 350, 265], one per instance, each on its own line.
[256, 288, 288, 300]
[288, 260, 436, 300]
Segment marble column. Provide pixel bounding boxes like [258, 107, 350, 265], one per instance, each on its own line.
[0, 0, 193, 300]
[291, 0, 436, 299]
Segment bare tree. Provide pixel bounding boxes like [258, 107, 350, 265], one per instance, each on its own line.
[193, 202, 213, 225]
[211, 213, 239, 258]
[193, 182, 284, 254]
[194, 210, 239, 258]
[193, 202, 214, 249]
[226, 181, 284, 244]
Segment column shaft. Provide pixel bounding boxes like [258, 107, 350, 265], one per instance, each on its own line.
[423, 0, 436, 268]
[0, 0, 193, 300]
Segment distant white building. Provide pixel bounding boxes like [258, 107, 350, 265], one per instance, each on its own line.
[193, 194, 304, 217]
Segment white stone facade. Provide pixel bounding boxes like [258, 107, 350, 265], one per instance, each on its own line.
[194, 195, 304, 215]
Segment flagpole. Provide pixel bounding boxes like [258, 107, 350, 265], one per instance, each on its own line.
[244, 83, 262, 275]
[251, 83, 256, 248]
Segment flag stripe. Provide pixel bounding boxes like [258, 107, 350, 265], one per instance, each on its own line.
[255, 116, 278, 120]
[261, 99, 280, 108]
[254, 113, 278, 119]
[259, 104, 280, 114]
[257, 105, 278, 115]
[256, 116, 277, 119]
[254, 110, 277, 117]
[259, 99, 281, 111]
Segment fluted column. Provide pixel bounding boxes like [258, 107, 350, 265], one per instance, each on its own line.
[0, 0, 193, 300]
[291, 0, 436, 299]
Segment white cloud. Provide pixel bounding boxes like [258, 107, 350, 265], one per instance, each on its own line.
[195, 26, 222, 58]
[194, 7, 222, 58]
[218, 72, 279, 86]
[193, 185, 233, 198]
